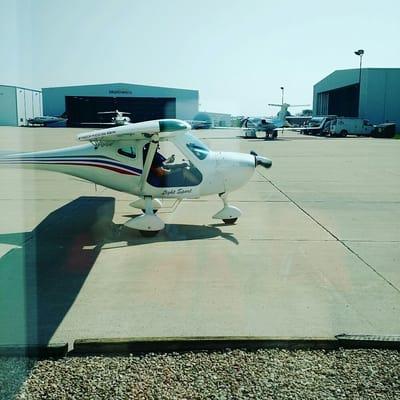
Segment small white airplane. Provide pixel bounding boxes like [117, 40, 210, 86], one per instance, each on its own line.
[83, 110, 131, 127]
[242, 103, 309, 139]
[100, 109, 131, 126]
[0, 119, 272, 236]
[27, 115, 67, 127]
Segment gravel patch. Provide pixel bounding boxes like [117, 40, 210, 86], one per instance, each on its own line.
[11, 349, 400, 399]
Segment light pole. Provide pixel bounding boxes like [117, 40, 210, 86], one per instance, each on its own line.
[280, 86, 284, 105]
[354, 49, 364, 117]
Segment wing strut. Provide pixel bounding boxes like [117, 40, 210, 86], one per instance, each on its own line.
[139, 135, 159, 194]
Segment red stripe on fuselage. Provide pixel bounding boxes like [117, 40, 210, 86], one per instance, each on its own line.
[27, 161, 140, 176]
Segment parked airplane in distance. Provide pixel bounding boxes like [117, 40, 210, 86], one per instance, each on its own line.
[27, 116, 67, 127]
[242, 103, 309, 139]
[82, 110, 131, 127]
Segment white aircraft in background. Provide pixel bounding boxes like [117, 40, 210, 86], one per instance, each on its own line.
[242, 103, 309, 139]
[27, 115, 67, 127]
[99, 110, 131, 125]
[83, 110, 131, 127]
[0, 119, 272, 236]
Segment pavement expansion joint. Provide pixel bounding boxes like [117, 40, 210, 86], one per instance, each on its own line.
[344, 240, 400, 243]
[264, 178, 400, 296]
[248, 238, 335, 242]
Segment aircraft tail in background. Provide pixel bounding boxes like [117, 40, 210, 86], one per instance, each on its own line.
[268, 103, 310, 127]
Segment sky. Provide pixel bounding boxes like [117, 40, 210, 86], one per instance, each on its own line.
[1, 0, 399, 116]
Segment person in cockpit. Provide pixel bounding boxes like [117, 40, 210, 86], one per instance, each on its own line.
[143, 144, 198, 187]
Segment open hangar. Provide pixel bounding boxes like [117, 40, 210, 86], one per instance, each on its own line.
[42, 82, 199, 127]
[313, 68, 400, 129]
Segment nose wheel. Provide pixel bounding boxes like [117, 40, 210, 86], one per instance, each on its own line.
[213, 193, 242, 224]
[223, 218, 238, 225]
[139, 229, 160, 237]
[141, 209, 158, 214]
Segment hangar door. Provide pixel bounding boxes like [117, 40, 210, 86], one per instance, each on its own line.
[66, 96, 176, 127]
[326, 84, 359, 117]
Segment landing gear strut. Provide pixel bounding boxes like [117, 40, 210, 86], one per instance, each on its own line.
[213, 193, 241, 224]
[124, 196, 164, 236]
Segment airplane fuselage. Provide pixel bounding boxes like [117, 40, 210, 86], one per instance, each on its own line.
[0, 119, 272, 234]
[0, 133, 256, 200]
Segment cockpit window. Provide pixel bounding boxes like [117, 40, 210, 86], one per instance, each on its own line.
[185, 134, 209, 160]
[117, 146, 136, 158]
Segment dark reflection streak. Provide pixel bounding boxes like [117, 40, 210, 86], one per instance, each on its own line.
[0, 357, 36, 399]
[0, 197, 116, 399]
[0, 197, 115, 347]
[0, 196, 238, 397]
[0, 197, 238, 349]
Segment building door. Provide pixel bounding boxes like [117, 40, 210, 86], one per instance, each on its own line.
[16, 88, 26, 126]
[33, 92, 42, 118]
[24, 90, 34, 122]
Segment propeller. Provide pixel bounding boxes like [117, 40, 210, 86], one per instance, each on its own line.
[250, 151, 272, 169]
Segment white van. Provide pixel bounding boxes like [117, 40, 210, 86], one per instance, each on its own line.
[328, 118, 374, 137]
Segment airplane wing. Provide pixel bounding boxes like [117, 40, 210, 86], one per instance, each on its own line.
[81, 122, 117, 126]
[77, 119, 191, 143]
[98, 111, 131, 115]
[295, 126, 323, 131]
[211, 127, 250, 131]
[273, 127, 295, 131]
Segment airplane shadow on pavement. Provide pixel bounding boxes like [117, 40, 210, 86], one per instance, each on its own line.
[0, 196, 237, 347]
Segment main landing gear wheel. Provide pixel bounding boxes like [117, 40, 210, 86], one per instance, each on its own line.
[125, 196, 165, 235]
[223, 218, 238, 225]
[139, 230, 160, 237]
[141, 209, 158, 214]
[213, 193, 242, 224]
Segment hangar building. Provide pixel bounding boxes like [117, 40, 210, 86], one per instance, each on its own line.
[203, 112, 232, 127]
[42, 83, 199, 127]
[313, 68, 400, 128]
[0, 85, 43, 126]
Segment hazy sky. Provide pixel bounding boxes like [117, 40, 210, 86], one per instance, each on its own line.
[1, 0, 399, 116]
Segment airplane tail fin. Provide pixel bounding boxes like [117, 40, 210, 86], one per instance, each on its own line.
[268, 103, 290, 127]
[268, 103, 310, 128]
